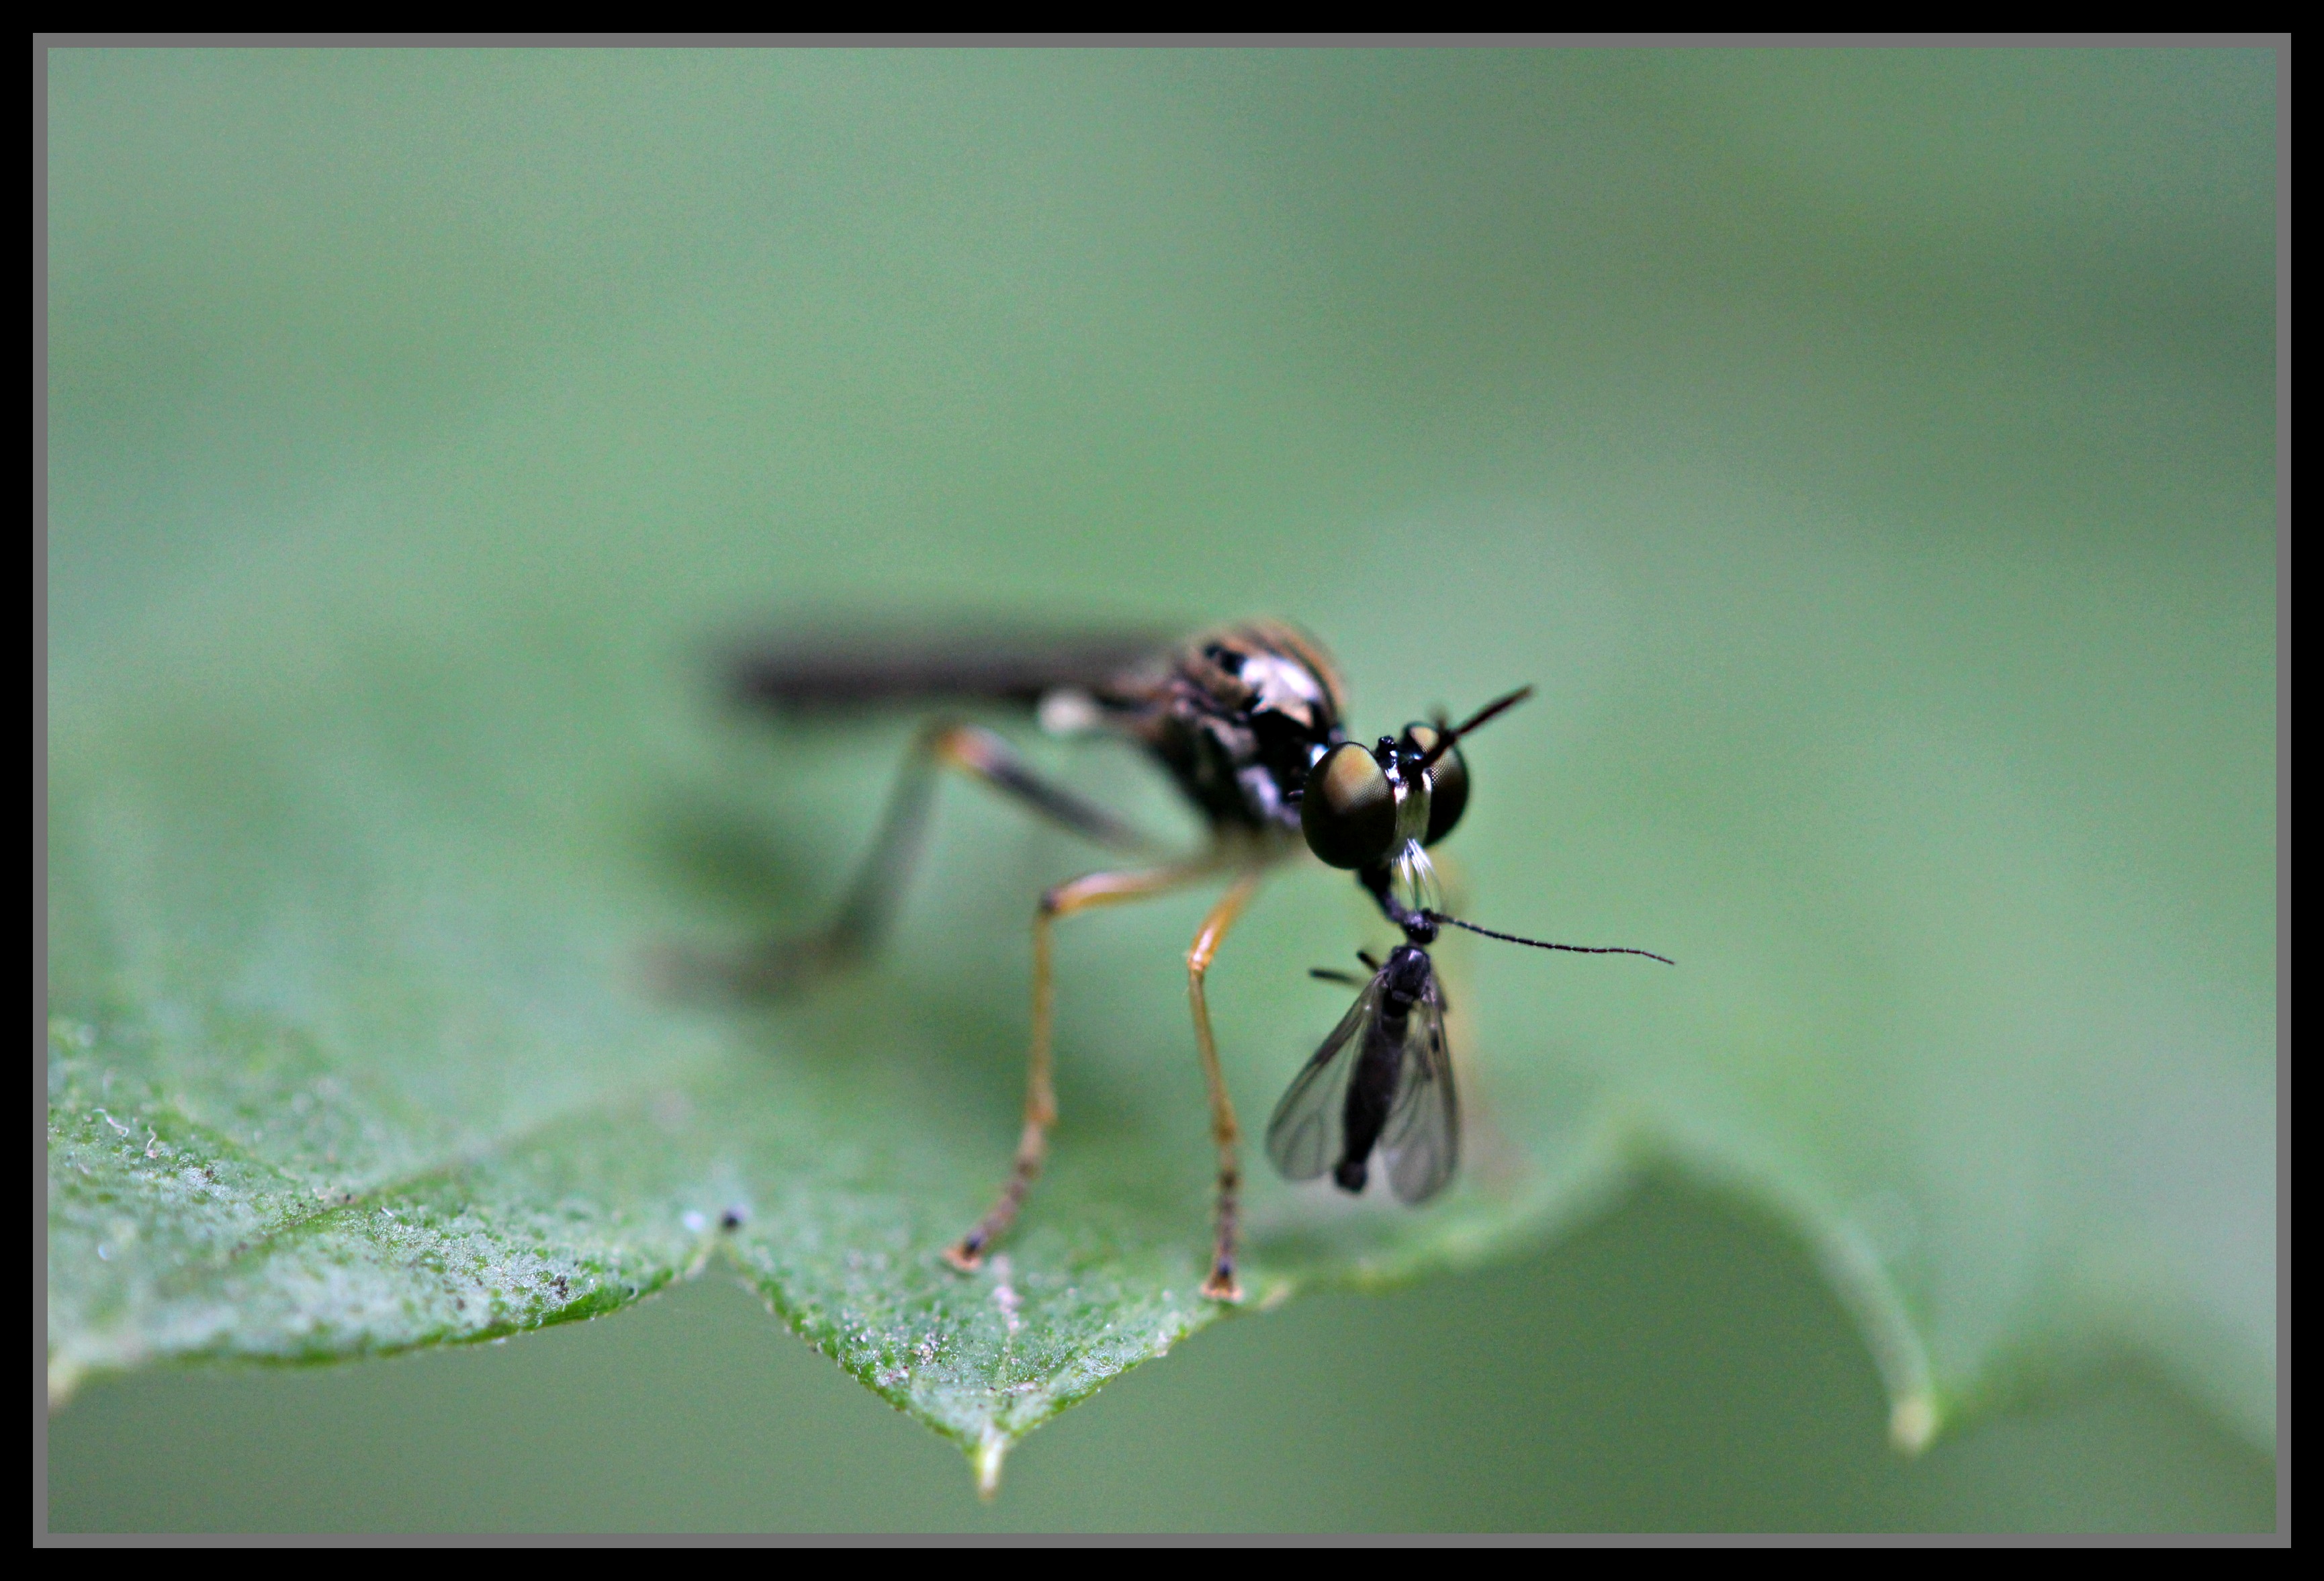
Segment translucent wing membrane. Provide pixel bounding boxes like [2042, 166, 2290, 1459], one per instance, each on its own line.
[1381, 977, 1458, 1204]
[1269, 950, 1462, 1203]
[1265, 984, 1378, 1183]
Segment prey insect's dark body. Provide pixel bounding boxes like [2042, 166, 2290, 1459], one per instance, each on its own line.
[719, 618, 1664, 1302]
[1267, 942, 1456, 1204]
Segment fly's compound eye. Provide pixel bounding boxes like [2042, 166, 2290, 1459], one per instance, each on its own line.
[1399, 723, 1469, 846]
[1301, 741, 1395, 869]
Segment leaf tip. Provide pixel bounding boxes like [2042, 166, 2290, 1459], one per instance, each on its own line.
[1888, 1390, 1940, 1455]
[971, 1427, 1009, 1501]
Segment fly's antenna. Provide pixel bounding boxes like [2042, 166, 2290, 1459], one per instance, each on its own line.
[1416, 685, 1535, 771]
[1424, 909, 1674, 965]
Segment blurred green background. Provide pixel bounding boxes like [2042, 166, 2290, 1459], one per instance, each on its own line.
[44, 47, 2276, 1531]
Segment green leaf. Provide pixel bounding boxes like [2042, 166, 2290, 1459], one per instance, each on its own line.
[46, 49, 2275, 1489]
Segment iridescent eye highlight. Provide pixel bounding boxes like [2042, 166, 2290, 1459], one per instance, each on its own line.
[1399, 723, 1468, 846]
[1300, 741, 1395, 869]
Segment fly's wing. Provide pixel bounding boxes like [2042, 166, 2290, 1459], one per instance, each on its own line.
[1380, 975, 1459, 1204]
[727, 626, 1178, 715]
[1265, 981, 1382, 1183]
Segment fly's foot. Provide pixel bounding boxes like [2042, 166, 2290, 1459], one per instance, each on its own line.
[1200, 1263, 1243, 1303]
[942, 1238, 987, 1273]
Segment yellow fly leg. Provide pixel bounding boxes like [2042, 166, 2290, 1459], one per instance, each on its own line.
[945, 859, 1219, 1271]
[1187, 871, 1264, 1302]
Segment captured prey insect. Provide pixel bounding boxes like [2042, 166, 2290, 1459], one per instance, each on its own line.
[1263, 686, 1672, 1206]
[1270, 942, 1457, 1204]
[1268, 916, 1672, 1209]
[703, 619, 1664, 1301]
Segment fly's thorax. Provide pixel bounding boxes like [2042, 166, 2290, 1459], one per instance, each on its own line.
[1147, 622, 1347, 833]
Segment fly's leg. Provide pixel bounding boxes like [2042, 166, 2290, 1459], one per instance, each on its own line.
[1188, 872, 1263, 1302]
[821, 721, 1156, 964]
[667, 719, 1156, 999]
[945, 860, 1215, 1272]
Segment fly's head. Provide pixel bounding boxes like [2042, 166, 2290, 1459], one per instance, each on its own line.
[1296, 729, 1454, 907]
[1298, 685, 1531, 909]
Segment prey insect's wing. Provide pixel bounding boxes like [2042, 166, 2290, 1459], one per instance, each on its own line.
[1265, 979, 1383, 1183]
[1380, 973, 1458, 1204]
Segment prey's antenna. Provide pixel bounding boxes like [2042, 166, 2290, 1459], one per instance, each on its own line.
[1424, 909, 1674, 966]
[1416, 686, 1535, 772]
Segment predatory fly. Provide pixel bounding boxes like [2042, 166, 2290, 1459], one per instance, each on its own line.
[686, 620, 1668, 1300]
